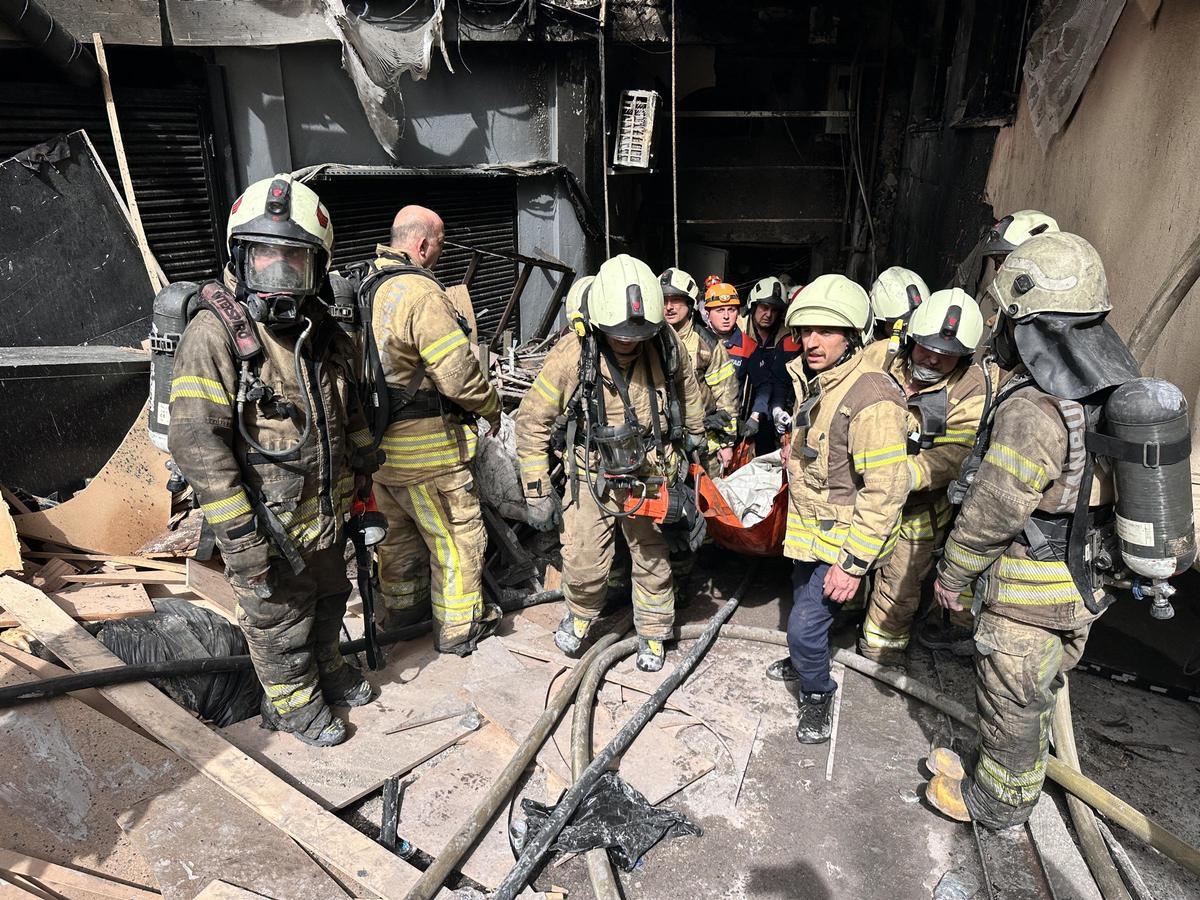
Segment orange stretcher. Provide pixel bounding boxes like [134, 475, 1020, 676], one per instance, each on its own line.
[697, 439, 788, 557]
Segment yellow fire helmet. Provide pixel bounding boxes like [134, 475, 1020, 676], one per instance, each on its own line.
[981, 209, 1059, 258]
[869, 266, 930, 325]
[747, 276, 787, 310]
[785, 274, 871, 333]
[907, 288, 984, 356]
[227, 173, 334, 295]
[586, 254, 665, 341]
[565, 274, 595, 336]
[660, 267, 700, 305]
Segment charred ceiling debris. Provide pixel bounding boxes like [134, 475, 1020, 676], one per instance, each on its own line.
[0, 2, 1199, 899]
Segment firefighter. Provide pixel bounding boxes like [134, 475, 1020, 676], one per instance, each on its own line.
[168, 174, 376, 747]
[955, 209, 1059, 310]
[661, 267, 739, 476]
[868, 266, 930, 344]
[766, 274, 910, 743]
[857, 288, 986, 667]
[743, 276, 792, 452]
[363, 205, 503, 655]
[703, 278, 757, 387]
[516, 254, 706, 672]
[926, 232, 1141, 828]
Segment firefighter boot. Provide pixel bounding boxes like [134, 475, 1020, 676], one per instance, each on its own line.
[258, 695, 347, 748]
[857, 636, 909, 670]
[320, 663, 376, 708]
[555, 612, 593, 656]
[636, 637, 665, 673]
[795, 691, 835, 744]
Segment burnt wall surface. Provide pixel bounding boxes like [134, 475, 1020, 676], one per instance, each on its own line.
[986, 2, 1200, 409]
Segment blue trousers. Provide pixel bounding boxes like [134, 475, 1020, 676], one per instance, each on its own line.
[787, 561, 840, 695]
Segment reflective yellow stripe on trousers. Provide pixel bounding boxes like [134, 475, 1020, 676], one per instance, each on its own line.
[408, 481, 480, 625]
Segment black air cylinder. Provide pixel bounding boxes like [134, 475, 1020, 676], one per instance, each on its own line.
[1106, 378, 1195, 578]
[147, 282, 199, 452]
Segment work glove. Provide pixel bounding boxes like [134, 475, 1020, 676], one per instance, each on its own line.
[740, 415, 760, 438]
[703, 410, 733, 434]
[525, 493, 563, 532]
[350, 446, 385, 476]
[222, 534, 274, 599]
[772, 407, 793, 434]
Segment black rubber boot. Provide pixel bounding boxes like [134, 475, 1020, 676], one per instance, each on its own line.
[439, 603, 503, 657]
[918, 614, 975, 656]
[258, 695, 347, 748]
[320, 663, 376, 708]
[795, 691, 835, 744]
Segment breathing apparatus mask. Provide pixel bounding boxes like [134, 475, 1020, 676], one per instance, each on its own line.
[233, 238, 320, 327]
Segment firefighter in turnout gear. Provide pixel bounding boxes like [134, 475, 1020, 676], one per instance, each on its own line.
[364, 205, 503, 654]
[927, 232, 1142, 828]
[516, 255, 706, 673]
[955, 209, 1060, 308]
[661, 267, 739, 476]
[857, 289, 986, 666]
[168, 174, 375, 747]
[868, 266, 930, 344]
[768, 274, 910, 744]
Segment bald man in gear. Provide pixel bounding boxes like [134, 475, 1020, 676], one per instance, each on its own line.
[366, 205, 503, 655]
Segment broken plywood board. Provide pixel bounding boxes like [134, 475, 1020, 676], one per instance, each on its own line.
[118, 776, 349, 900]
[396, 722, 529, 890]
[15, 406, 171, 555]
[0, 660, 185, 890]
[219, 634, 522, 810]
[0, 581, 153, 628]
[0, 500, 18, 574]
[0, 576, 435, 900]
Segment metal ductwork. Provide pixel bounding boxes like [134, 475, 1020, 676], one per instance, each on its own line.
[0, 0, 98, 88]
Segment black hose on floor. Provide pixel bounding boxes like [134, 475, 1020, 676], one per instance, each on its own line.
[0, 621, 432, 708]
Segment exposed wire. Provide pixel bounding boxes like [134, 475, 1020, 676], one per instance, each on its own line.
[848, 58, 877, 282]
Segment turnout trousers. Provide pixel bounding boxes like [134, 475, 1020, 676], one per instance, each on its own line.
[234, 543, 352, 731]
[374, 466, 486, 651]
[966, 608, 1090, 828]
[562, 481, 675, 639]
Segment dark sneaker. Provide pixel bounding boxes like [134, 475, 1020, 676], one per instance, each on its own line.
[795, 691, 834, 744]
[918, 616, 975, 656]
[258, 695, 347, 748]
[554, 612, 591, 656]
[766, 656, 799, 681]
[320, 664, 376, 708]
[635, 638, 665, 672]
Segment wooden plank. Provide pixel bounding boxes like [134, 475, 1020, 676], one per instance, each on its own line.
[0, 498, 18, 574]
[0, 576, 431, 900]
[0, 582, 153, 629]
[14, 407, 172, 556]
[118, 778, 350, 900]
[0, 851, 159, 900]
[0, 643, 145, 735]
[0, 486, 31, 516]
[28, 559, 76, 593]
[0, 1, 162, 46]
[22, 552, 187, 574]
[185, 558, 238, 617]
[61, 571, 185, 586]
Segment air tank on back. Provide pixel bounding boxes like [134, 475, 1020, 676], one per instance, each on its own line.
[147, 282, 200, 452]
[1105, 377, 1195, 580]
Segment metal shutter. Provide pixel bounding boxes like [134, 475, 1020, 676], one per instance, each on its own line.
[0, 82, 225, 284]
[313, 175, 519, 337]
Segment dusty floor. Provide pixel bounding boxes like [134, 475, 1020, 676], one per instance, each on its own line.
[536, 559, 1198, 899]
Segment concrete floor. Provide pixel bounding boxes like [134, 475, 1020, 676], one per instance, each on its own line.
[526, 558, 1200, 900]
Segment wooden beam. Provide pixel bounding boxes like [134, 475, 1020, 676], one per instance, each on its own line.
[61, 571, 185, 586]
[0, 576, 433, 900]
[21, 551, 187, 574]
[0, 849, 159, 900]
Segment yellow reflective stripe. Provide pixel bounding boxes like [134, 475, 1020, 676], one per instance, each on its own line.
[420, 329, 469, 364]
[976, 750, 1045, 805]
[381, 431, 461, 448]
[171, 375, 233, 406]
[933, 429, 976, 446]
[899, 509, 937, 540]
[997, 556, 1073, 583]
[906, 457, 923, 491]
[265, 680, 318, 714]
[704, 361, 736, 386]
[348, 428, 373, 448]
[532, 373, 562, 405]
[943, 536, 991, 572]
[409, 482, 479, 625]
[995, 582, 1079, 606]
[519, 456, 547, 473]
[853, 443, 908, 472]
[863, 617, 909, 650]
[845, 526, 885, 557]
[632, 583, 673, 611]
[984, 443, 1048, 490]
[201, 490, 252, 524]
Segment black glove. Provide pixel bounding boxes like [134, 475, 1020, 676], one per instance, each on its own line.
[703, 410, 733, 433]
[740, 415, 760, 438]
[526, 493, 563, 532]
[351, 446, 385, 476]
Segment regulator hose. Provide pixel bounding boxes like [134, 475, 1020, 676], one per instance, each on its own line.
[237, 315, 315, 458]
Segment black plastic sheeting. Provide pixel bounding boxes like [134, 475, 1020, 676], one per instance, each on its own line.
[98, 598, 262, 727]
[519, 772, 702, 871]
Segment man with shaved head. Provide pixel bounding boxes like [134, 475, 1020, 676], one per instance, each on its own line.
[363, 205, 502, 655]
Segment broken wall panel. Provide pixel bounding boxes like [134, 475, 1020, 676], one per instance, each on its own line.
[0, 347, 150, 497]
[0, 0, 162, 47]
[165, 0, 331, 46]
[0, 130, 154, 347]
